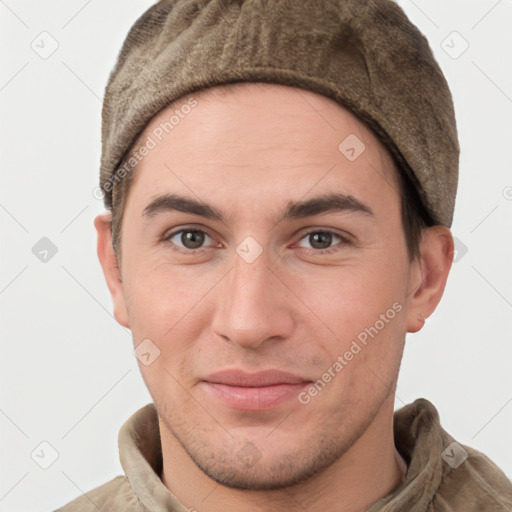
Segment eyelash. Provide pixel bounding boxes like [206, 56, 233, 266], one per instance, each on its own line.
[296, 229, 350, 254]
[163, 227, 351, 255]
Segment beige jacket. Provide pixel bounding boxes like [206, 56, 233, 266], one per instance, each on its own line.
[56, 398, 512, 511]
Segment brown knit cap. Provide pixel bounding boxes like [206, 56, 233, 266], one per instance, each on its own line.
[100, 0, 459, 226]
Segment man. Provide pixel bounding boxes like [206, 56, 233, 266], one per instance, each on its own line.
[56, 0, 512, 510]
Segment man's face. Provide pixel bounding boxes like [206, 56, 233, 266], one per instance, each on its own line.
[115, 83, 418, 489]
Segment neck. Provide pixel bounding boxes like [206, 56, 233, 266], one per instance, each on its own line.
[159, 395, 406, 512]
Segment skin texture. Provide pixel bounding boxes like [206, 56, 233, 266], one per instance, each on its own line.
[95, 83, 454, 512]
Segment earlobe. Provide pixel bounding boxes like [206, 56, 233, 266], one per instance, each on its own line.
[94, 212, 131, 328]
[405, 226, 454, 333]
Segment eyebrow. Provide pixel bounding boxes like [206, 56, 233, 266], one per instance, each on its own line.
[142, 192, 374, 223]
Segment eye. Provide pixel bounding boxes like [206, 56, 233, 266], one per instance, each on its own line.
[163, 227, 350, 255]
[164, 228, 215, 252]
[296, 230, 349, 254]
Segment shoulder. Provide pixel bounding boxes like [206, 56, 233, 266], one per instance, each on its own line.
[432, 442, 512, 511]
[392, 398, 512, 511]
[54, 475, 141, 511]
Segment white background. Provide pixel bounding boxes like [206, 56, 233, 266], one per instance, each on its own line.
[1, 1, 511, 511]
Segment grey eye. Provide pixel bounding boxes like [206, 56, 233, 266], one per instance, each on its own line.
[298, 231, 342, 250]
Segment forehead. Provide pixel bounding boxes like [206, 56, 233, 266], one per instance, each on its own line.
[124, 82, 400, 213]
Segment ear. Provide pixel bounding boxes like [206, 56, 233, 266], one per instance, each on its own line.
[94, 212, 130, 328]
[405, 225, 454, 333]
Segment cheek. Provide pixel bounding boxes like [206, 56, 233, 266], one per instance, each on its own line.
[122, 255, 202, 331]
[306, 271, 406, 419]
[300, 258, 407, 332]
[122, 258, 219, 375]
[296, 259, 409, 403]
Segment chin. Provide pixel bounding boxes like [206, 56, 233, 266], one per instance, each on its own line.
[188, 440, 344, 491]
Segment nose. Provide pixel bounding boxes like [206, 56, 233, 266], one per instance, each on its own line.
[211, 247, 295, 349]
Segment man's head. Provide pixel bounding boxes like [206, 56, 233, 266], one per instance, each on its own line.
[95, 81, 454, 489]
[94, 0, 458, 494]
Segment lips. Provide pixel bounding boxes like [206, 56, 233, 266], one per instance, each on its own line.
[202, 369, 311, 410]
[205, 369, 309, 387]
